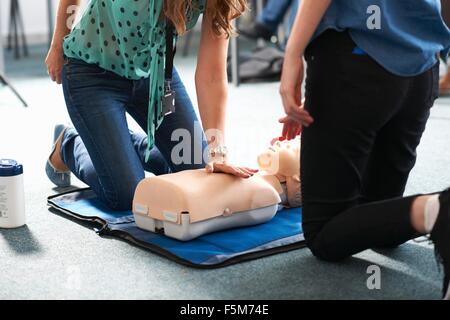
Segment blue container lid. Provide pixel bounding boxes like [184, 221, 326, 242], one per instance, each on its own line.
[0, 159, 23, 177]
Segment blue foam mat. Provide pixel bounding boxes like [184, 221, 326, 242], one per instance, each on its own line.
[48, 189, 305, 268]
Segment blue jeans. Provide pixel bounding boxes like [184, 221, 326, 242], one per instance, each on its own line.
[258, 0, 299, 34]
[61, 58, 207, 211]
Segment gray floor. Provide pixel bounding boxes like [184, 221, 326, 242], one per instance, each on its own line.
[0, 45, 449, 300]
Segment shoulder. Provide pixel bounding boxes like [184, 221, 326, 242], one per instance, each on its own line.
[186, 0, 207, 30]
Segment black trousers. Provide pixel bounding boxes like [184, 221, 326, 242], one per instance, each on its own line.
[301, 30, 440, 261]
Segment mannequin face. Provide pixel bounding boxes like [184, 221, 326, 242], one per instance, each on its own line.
[257, 139, 300, 177]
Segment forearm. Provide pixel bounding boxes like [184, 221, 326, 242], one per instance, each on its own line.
[50, 0, 80, 50]
[285, 0, 332, 59]
[195, 73, 228, 146]
[195, 10, 229, 147]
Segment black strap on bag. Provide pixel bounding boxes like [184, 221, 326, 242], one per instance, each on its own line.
[161, 22, 176, 117]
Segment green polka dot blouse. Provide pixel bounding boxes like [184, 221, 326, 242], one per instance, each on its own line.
[63, 0, 206, 161]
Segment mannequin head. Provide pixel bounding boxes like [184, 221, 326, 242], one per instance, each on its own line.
[257, 138, 300, 178]
[257, 138, 301, 208]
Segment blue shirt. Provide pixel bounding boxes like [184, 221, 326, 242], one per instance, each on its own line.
[314, 0, 450, 76]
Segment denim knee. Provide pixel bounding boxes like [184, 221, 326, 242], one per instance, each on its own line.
[101, 179, 141, 211]
[103, 190, 134, 211]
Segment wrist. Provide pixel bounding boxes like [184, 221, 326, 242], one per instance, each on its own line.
[207, 145, 228, 164]
[50, 42, 64, 52]
[284, 47, 304, 61]
[284, 55, 304, 67]
[207, 138, 225, 147]
[205, 127, 225, 146]
[50, 33, 68, 51]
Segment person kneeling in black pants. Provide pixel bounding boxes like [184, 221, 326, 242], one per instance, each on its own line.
[279, 0, 450, 298]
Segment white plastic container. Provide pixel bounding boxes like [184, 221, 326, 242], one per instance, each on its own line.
[0, 159, 25, 228]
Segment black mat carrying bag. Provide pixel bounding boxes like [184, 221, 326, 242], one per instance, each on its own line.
[228, 45, 285, 83]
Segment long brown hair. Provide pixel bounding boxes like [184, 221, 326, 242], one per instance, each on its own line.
[164, 0, 247, 37]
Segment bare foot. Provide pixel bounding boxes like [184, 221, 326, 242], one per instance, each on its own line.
[410, 196, 429, 234]
[439, 69, 450, 96]
[49, 133, 69, 172]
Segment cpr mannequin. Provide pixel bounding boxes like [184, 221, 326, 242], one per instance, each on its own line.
[133, 138, 301, 241]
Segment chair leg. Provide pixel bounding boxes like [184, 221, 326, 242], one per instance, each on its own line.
[0, 74, 28, 107]
[182, 31, 193, 57]
[230, 20, 241, 87]
[16, 0, 29, 56]
[47, 0, 55, 48]
[12, 1, 20, 59]
[7, 0, 29, 59]
[7, 0, 15, 51]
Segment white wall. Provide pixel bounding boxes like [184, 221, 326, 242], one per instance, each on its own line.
[0, 0, 89, 45]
